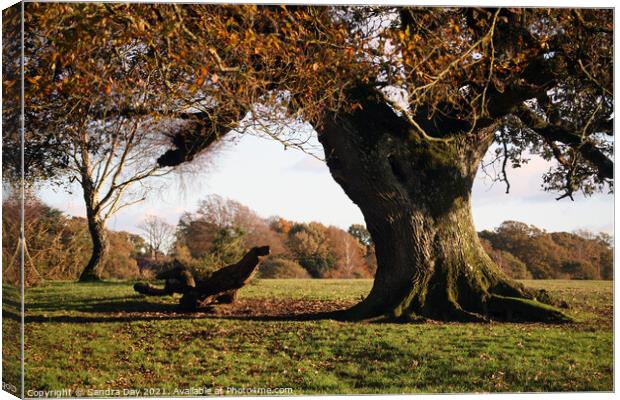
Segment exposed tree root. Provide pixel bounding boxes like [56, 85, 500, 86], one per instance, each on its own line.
[325, 275, 573, 324]
[486, 294, 574, 323]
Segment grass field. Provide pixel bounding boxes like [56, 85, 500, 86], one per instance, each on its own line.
[5, 279, 614, 395]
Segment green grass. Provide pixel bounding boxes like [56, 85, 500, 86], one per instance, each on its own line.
[2, 284, 22, 396]
[10, 279, 614, 395]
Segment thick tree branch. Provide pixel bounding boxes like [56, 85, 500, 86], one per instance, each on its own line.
[156, 109, 246, 167]
[515, 105, 613, 179]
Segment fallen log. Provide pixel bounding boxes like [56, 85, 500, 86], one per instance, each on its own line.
[134, 246, 270, 310]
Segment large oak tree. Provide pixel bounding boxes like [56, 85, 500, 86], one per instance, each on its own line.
[19, 4, 613, 321]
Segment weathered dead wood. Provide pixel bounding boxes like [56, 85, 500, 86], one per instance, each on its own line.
[134, 259, 196, 296]
[134, 246, 270, 310]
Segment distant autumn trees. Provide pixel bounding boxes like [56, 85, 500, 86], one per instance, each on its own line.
[2, 193, 146, 285]
[3, 192, 611, 285]
[481, 221, 613, 280]
[173, 195, 374, 279]
[173, 195, 284, 278]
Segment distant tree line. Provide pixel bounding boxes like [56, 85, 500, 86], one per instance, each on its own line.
[2, 193, 146, 284]
[171, 195, 376, 280]
[3, 194, 612, 284]
[480, 221, 613, 280]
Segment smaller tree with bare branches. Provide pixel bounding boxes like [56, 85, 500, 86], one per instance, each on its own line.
[71, 117, 173, 281]
[139, 215, 175, 261]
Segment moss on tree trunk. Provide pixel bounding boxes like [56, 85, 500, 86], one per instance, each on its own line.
[317, 93, 572, 323]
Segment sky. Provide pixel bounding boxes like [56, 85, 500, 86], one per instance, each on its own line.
[36, 132, 614, 237]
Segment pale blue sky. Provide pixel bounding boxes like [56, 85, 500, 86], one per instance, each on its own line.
[37, 133, 614, 237]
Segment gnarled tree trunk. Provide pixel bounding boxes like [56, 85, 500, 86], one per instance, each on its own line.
[317, 93, 570, 323]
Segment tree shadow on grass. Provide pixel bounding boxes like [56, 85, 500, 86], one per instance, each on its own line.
[12, 311, 343, 324]
[8, 309, 344, 325]
[12, 290, 579, 325]
[19, 283, 577, 325]
[11, 296, 353, 324]
[26, 295, 176, 313]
